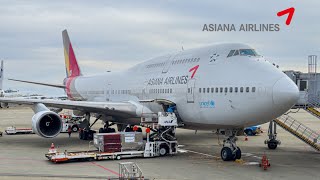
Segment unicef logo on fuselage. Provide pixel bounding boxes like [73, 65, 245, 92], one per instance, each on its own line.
[199, 100, 215, 108]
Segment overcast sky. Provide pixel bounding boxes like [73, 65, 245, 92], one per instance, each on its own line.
[0, 0, 319, 95]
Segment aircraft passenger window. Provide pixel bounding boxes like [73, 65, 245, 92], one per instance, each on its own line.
[207, 88, 210, 93]
[233, 50, 239, 56]
[220, 87, 223, 93]
[199, 88, 201, 93]
[252, 87, 256, 92]
[170, 89, 172, 93]
[203, 88, 206, 93]
[197, 58, 200, 62]
[224, 87, 228, 93]
[230, 87, 233, 93]
[246, 87, 250, 92]
[211, 88, 214, 93]
[188, 88, 190, 93]
[216, 87, 219, 93]
[112, 90, 114, 94]
[235, 87, 238, 93]
[240, 87, 243, 93]
[227, 50, 235, 57]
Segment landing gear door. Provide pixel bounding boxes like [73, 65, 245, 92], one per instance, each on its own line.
[187, 78, 196, 103]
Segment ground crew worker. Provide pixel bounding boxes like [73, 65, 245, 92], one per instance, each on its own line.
[68, 125, 72, 138]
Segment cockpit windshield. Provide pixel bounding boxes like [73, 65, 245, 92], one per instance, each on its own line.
[227, 49, 259, 57]
[239, 49, 258, 56]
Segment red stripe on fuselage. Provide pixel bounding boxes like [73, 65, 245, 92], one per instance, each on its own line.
[65, 77, 76, 100]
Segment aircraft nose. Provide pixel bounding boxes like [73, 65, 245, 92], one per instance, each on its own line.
[272, 77, 299, 106]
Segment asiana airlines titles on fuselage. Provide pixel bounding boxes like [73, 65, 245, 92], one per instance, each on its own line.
[202, 24, 280, 32]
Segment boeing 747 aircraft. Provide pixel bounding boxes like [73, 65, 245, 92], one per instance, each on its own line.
[0, 30, 299, 161]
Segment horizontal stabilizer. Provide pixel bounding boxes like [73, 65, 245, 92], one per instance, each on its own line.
[8, 78, 66, 89]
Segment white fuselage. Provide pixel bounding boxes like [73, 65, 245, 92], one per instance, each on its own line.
[66, 43, 299, 130]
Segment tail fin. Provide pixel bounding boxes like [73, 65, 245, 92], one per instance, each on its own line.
[0, 60, 3, 90]
[62, 30, 82, 78]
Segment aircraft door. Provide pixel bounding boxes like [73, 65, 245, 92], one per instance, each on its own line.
[187, 78, 196, 103]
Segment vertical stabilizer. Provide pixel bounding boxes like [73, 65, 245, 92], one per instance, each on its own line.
[62, 30, 82, 78]
[0, 60, 3, 90]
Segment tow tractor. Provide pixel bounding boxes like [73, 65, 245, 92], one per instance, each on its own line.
[59, 112, 83, 133]
[45, 112, 178, 163]
[5, 126, 34, 135]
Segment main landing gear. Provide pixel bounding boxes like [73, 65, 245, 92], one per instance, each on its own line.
[79, 113, 101, 140]
[220, 129, 241, 161]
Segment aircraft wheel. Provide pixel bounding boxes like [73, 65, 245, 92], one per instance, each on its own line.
[268, 142, 277, 150]
[221, 147, 233, 161]
[108, 128, 116, 133]
[99, 128, 104, 133]
[233, 147, 241, 160]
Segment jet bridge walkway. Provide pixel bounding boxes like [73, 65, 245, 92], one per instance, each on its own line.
[274, 115, 320, 151]
[304, 99, 320, 119]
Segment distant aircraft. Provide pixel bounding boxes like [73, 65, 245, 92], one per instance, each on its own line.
[0, 30, 299, 161]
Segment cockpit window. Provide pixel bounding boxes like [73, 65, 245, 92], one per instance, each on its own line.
[227, 50, 235, 57]
[227, 49, 259, 57]
[239, 49, 258, 56]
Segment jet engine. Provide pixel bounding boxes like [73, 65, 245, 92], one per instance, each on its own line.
[32, 110, 62, 138]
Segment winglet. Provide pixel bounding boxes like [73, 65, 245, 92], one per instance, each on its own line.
[62, 30, 82, 77]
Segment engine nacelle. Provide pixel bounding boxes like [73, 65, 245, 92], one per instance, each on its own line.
[32, 111, 62, 138]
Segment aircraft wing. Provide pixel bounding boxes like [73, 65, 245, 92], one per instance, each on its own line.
[0, 97, 141, 118]
[8, 78, 66, 89]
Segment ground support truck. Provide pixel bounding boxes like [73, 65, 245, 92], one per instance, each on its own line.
[45, 112, 178, 163]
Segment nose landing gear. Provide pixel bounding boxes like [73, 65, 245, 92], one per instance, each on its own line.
[220, 129, 241, 161]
